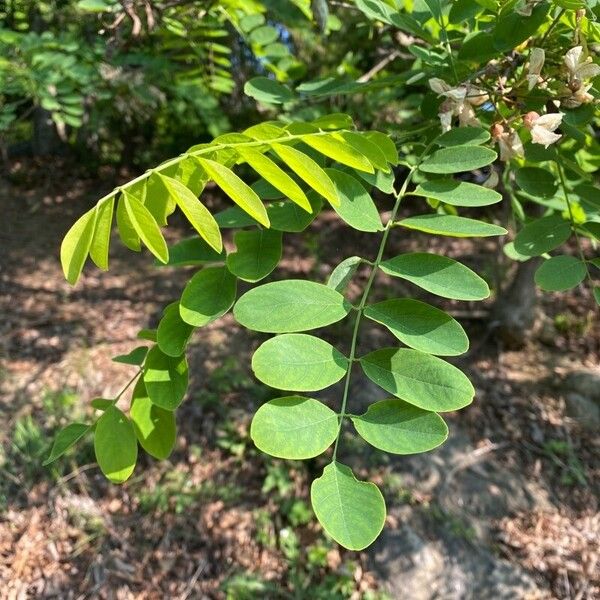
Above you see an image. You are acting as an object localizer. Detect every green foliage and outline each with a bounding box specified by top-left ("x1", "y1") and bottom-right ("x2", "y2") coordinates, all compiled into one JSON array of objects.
[{"x1": 49, "y1": 0, "x2": 600, "y2": 554}]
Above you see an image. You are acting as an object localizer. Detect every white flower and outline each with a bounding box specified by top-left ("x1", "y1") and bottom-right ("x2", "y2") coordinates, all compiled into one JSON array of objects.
[
  {"x1": 525, "y1": 112, "x2": 563, "y2": 148},
  {"x1": 429, "y1": 78, "x2": 487, "y2": 132},
  {"x1": 562, "y1": 82, "x2": 595, "y2": 108},
  {"x1": 483, "y1": 169, "x2": 499, "y2": 189},
  {"x1": 527, "y1": 48, "x2": 545, "y2": 91},
  {"x1": 564, "y1": 46, "x2": 600, "y2": 84},
  {"x1": 492, "y1": 125, "x2": 524, "y2": 162}
]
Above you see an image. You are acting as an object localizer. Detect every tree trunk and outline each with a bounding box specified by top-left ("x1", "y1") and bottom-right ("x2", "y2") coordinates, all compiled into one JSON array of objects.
[{"x1": 490, "y1": 257, "x2": 542, "y2": 349}]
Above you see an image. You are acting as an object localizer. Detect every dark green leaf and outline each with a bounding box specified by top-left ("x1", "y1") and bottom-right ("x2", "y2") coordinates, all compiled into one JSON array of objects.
[
  {"x1": 44, "y1": 423, "x2": 90, "y2": 465},
  {"x1": 515, "y1": 167, "x2": 557, "y2": 198},
  {"x1": 244, "y1": 77, "x2": 295, "y2": 104},
  {"x1": 397, "y1": 214, "x2": 507, "y2": 237},
  {"x1": 534, "y1": 255, "x2": 587, "y2": 291},
  {"x1": 412, "y1": 179, "x2": 501, "y2": 207},
  {"x1": 157, "y1": 302, "x2": 195, "y2": 357},
  {"x1": 513, "y1": 215, "x2": 571, "y2": 256},
  {"x1": 226, "y1": 229, "x2": 282, "y2": 282},
  {"x1": 420, "y1": 146, "x2": 497, "y2": 174},
  {"x1": 112, "y1": 346, "x2": 148, "y2": 365},
  {"x1": 327, "y1": 256, "x2": 362, "y2": 293}
]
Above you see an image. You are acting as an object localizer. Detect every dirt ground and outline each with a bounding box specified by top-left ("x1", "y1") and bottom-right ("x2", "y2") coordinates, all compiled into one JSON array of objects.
[{"x1": 0, "y1": 159, "x2": 598, "y2": 599}]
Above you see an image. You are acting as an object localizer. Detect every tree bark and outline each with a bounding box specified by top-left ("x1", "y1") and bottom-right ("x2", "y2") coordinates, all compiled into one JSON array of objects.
[{"x1": 490, "y1": 257, "x2": 542, "y2": 349}]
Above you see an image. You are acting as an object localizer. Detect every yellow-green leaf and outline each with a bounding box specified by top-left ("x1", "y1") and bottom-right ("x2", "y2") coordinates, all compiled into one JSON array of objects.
[
  {"x1": 197, "y1": 157, "x2": 270, "y2": 227},
  {"x1": 302, "y1": 132, "x2": 374, "y2": 173},
  {"x1": 90, "y1": 197, "x2": 114, "y2": 271},
  {"x1": 122, "y1": 191, "x2": 169, "y2": 264},
  {"x1": 60, "y1": 207, "x2": 97, "y2": 284},
  {"x1": 271, "y1": 143, "x2": 340, "y2": 206},
  {"x1": 236, "y1": 147, "x2": 312, "y2": 212},
  {"x1": 158, "y1": 174, "x2": 222, "y2": 253}
]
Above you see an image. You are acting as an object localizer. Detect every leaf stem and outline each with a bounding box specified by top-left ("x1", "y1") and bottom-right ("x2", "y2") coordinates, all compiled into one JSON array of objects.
[
  {"x1": 95, "y1": 129, "x2": 347, "y2": 206},
  {"x1": 331, "y1": 145, "x2": 433, "y2": 461}
]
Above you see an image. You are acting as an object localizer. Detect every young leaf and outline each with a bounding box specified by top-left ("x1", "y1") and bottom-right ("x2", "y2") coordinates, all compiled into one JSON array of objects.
[
  {"x1": 365, "y1": 131, "x2": 399, "y2": 165},
  {"x1": 352, "y1": 399, "x2": 448, "y2": 454},
  {"x1": 420, "y1": 146, "x2": 497, "y2": 174},
  {"x1": 94, "y1": 406, "x2": 138, "y2": 483},
  {"x1": 252, "y1": 334, "x2": 349, "y2": 391},
  {"x1": 325, "y1": 168, "x2": 384, "y2": 232},
  {"x1": 311, "y1": 462, "x2": 386, "y2": 551},
  {"x1": 360, "y1": 348, "x2": 474, "y2": 412},
  {"x1": 412, "y1": 179, "x2": 502, "y2": 207},
  {"x1": 379, "y1": 253, "x2": 489, "y2": 300},
  {"x1": 397, "y1": 214, "x2": 507, "y2": 237},
  {"x1": 60, "y1": 207, "x2": 97, "y2": 284},
  {"x1": 513, "y1": 215, "x2": 571, "y2": 256},
  {"x1": 157, "y1": 302, "x2": 195, "y2": 357},
  {"x1": 112, "y1": 346, "x2": 148, "y2": 365},
  {"x1": 196, "y1": 157, "x2": 270, "y2": 227},
  {"x1": 158, "y1": 174, "x2": 223, "y2": 253},
  {"x1": 90, "y1": 198, "x2": 114, "y2": 271},
  {"x1": 302, "y1": 133, "x2": 374, "y2": 173},
  {"x1": 236, "y1": 147, "x2": 312, "y2": 212},
  {"x1": 534, "y1": 256, "x2": 587, "y2": 292},
  {"x1": 179, "y1": 267, "x2": 237, "y2": 326},
  {"x1": 130, "y1": 379, "x2": 176, "y2": 460},
  {"x1": 250, "y1": 396, "x2": 338, "y2": 459},
  {"x1": 271, "y1": 143, "x2": 340, "y2": 206},
  {"x1": 143, "y1": 346, "x2": 188, "y2": 411},
  {"x1": 226, "y1": 229, "x2": 282, "y2": 282},
  {"x1": 340, "y1": 131, "x2": 390, "y2": 172},
  {"x1": 327, "y1": 256, "x2": 362, "y2": 293},
  {"x1": 91, "y1": 398, "x2": 113, "y2": 411},
  {"x1": 234, "y1": 280, "x2": 351, "y2": 333},
  {"x1": 116, "y1": 194, "x2": 141, "y2": 252},
  {"x1": 364, "y1": 298, "x2": 469, "y2": 356},
  {"x1": 44, "y1": 423, "x2": 90, "y2": 465},
  {"x1": 122, "y1": 191, "x2": 169, "y2": 263},
  {"x1": 157, "y1": 236, "x2": 226, "y2": 267}
]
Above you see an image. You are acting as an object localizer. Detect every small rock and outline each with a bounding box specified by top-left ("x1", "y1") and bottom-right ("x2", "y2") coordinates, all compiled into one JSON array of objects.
[
  {"x1": 563, "y1": 371, "x2": 600, "y2": 403},
  {"x1": 565, "y1": 392, "x2": 600, "y2": 430}
]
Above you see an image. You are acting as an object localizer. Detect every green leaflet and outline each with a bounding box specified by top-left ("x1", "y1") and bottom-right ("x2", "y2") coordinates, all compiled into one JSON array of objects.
[
  {"x1": 237, "y1": 147, "x2": 311, "y2": 212},
  {"x1": 364, "y1": 298, "x2": 469, "y2": 356},
  {"x1": 226, "y1": 229, "x2": 282, "y2": 282},
  {"x1": 325, "y1": 168, "x2": 384, "y2": 232},
  {"x1": 94, "y1": 406, "x2": 138, "y2": 483},
  {"x1": 250, "y1": 396, "x2": 338, "y2": 459},
  {"x1": 158, "y1": 174, "x2": 223, "y2": 253},
  {"x1": 271, "y1": 143, "x2": 340, "y2": 206},
  {"x1": 534, "y1": 256, "x2": 587, "y2": 292},
  {"x1": 116, "y1": 194, "x2": 141, "y2": 252},
  {"x1": 157, "y1": 236, "x2": 226, "y2": 267},
  {"x1": 157, "y1": 302, "x2": 195, "y2": 357},
  {"x1": 130, "y1": 379, "x2": 177, "y2": 460},
  {"x1": 234, "y1": 280, "x2": 351, "y2": 333},
  {"x1": 311, "y1": 462, "x2": 386, "y2": 551},
  {"x1": 44, "y1": 423, "x2": 90, "y2": 465},
  {"x1": 360, "y1": 348, "x2": 474, "y2": 412},
  {"x1": 397, "y1": 214, "x2": 507, "y2": 237},
  {"x1": 515, "y1": 167, "x2": 557, "y2": 199},
  {"x1": 379, "y1": 253, "x2": 489, "y2": 301},
  {"x1": 143, "y1": 346, "x2": 188, "y2": 411},
  {"x1": 197, "y1": 157, "x2": 270, "y2": 227},
  {"x1": 365, "y1": 131, "x2": 399, "y2": 165},
  {"x1": 420, "y1": 146, "x2": 497, "y2": 174},
  {"x1": 60, "y1": 206, "x2": 97, "y2": 284},
  {"x1": 352, "y1": 399, "x2": 448, "y2": 455},
  {"x1": 180, "y1": 267, "x2": 237, "y2": 327},
  {"x1": 216, "y1": 195, "x2": 322, "y2": 232},
  {"x1": 436, "y1": 127, "x2": 490, "y2": 147},
  {"x1": 252, "y1": 334, "x2": 349, "y2": 392},
  {"x1": 327, "y1": 256, "x2": 362, "y2": 293},
  {"x1": 122, "y1": 191, "x2": 169, "y2": 263},
  {"x1": 90, "y1": 198, "x2": 114, "y2": 271},
  {"x1": 340, "y1": 131, "x2": 390, "y2": 172},
  {"x1": 112, "y1": 346, "x2": 148, "y2": 365},
  {"x1": 513, "y1": 215, "x2": 571, "y2": 257},
  {"x1": 244, "y1": 76, "x2": 295, "y2": 104},
  {"x1": 412, "y1": 179, "x2": 502, "y2": 207},
  {"x1": 302, "y1": 132, "x2": 374, "y2": 173}
]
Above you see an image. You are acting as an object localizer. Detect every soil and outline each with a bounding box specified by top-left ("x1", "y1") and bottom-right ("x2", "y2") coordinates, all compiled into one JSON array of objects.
[{"x1": 0, "y1": 159, "x2": 598, "y2": 599}]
